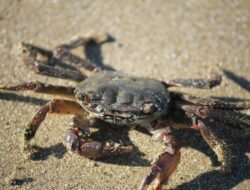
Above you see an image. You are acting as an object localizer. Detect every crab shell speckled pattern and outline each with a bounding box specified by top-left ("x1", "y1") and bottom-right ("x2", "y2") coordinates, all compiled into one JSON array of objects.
[{"x1": 74, "y1": 71, "x2": 171, "y2": 125}]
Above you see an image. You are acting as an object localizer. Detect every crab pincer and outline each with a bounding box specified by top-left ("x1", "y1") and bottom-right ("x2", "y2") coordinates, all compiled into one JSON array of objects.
[
  {"x1": 140, "y1": 132, "x2": 181, "y2": 190},
  {"x1": 65, "y1": 122, "x2": 133, "y2": 158}
]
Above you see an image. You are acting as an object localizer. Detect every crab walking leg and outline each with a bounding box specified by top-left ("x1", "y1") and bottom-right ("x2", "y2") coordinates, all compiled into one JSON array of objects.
[
  {"x1": 176, "y1": 103, "x2": 250, "y2": 129},
  {"x1": 191, "y1": 118, "x2": 232, "y2": 173},
  {"x1": 53, "y1": 35, "x2": 109, "y2": 72},
  {"x1": 163, "y1": 72, "x2": 222, "y2": 89},
  {"x1": 175, "y1": 94, "x2": 250, "y2": 110},
  {"x1": 140, "y1": 128, "x2": 181, "y2": 190},
  {"x1": 23, "y1": 99, "x2": 86, "y2": 154},
  {"x1": 24, "y1": 57, "x2": 86, "y2": 82},
  {"x1": 53, "y1": 47, "x2": 99, "y2": 72},
  {"x1": 175, "y1": 104, "x2": 233, "y2": 173},
  {"x1": 21, "y1": 43, "x2": 86, "y2": 82},
  {"x1": 0, "y1": 81, "x2": 75, "y2": 99},
  {"x1": 64, "y1": 115, "x2": 133, "y2": 158}
]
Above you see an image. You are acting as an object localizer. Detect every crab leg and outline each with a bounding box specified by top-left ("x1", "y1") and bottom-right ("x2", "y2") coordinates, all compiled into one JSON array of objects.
[
  {"x1": 191, "y1": 117, "x2": 232, "y2": 173},
  {"x1": 65, "y1": 115, "x2": 133, "y2": 158},
  {"x1": 0, "y1": 81, "x2": 75, "y2": 99},
  {"x1": 53, "y1": 49, "x2": 98, "y2": 72},
  {"x1": 176, "y1": 103, "x2": 250, "y2": 129},
  {"x1": 23, "y1": 99, "x2": 86, "y2": 156},
  {"x1": 140, "y1": 126, "x2": 181, "y2": 190},
  {"x1": 175, "y1": 104, "x2": 234, "y2": 173},
  {"x1": 21, "y1": 34, "x2": 112, "y2": 81},
  {"x1": 163, "y1": 70, "x2": 222, "y2": 89},
  {"x1": 53, "y1": 34, "x2": 110, "y2": 72},
  {"x1": 163, "y1": 77, "x2": 221, "y2": 89},
  {"x1": 22, "y1": 43, "x2": 86, "y2": 82},
  {"x1": 175, "y1": 93, "x2": 250, "y2": 110}
]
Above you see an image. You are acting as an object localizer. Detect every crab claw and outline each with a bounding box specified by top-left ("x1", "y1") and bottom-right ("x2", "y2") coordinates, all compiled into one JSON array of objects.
[
  {"x1": 65, "y1": 127, "x2": 133, "y2": 158},
  {"x1": 139, "y1": 150, "x2": 181, "y2": 190},
  {"x1": 73, "y1": 140, "x2": 133, "y2": 158}
]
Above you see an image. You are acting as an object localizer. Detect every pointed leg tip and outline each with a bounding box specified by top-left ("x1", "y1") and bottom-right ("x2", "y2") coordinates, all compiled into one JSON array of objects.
[
  {"x1": 23, "y1": 127, "x2": 36, "y2": 141},
  {"x1": 21, "y1": 140, "x2": 34, "y2": 159}
]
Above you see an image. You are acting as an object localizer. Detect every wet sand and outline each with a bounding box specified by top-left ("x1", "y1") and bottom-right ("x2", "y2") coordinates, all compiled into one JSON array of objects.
[{"x1": 0, "y1": 1, "x2": 249, "y2": 190}]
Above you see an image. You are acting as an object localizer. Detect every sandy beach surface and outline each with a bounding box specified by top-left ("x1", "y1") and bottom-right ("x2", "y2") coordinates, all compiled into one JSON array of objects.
[{"x1": 0, "y1": 1, "x2": 249, "y2": 190}]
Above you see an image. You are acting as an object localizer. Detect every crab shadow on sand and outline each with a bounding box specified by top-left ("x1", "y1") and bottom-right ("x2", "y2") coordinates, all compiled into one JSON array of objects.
[
  {"x1": 0, "y1": 34, "x2": 249, "y2": 188},
  {"x1": 84, "y1": 33, "x2": 116, "y2": 71},
  {"x1": 173, "y1": 123, "x2": 250, "y2": 190},
  {"x1": 0, "y1": 91, "x2": 47, "y2": 106},
  {"x1": 29, "y1": 143, "x2": 67, "y2": 161},
  {"x1": 223, "y1": 69, "x2": 250, "y2": 92}
]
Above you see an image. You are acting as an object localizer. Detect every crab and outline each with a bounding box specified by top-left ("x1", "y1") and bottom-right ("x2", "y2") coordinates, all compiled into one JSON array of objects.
[{"x1": 1, "y1": 34, "x2": 249, "y2": 190}]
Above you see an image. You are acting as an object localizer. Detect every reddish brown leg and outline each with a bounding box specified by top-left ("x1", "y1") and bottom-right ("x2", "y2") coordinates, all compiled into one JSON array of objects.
[
  {"x1": 23, "y1": 99, "x2": 86, "y2": 157},
  {"x1": 175, "y1": 103, "x2": 250, "y2": 129},
  {"x1": 140, "y1": 151, "x2": 180, "y2": 190},
  {"x1": 175, "y1": 104, "x2": 233, "y2": 173},
  {"x1": 0, "y1": 81, "x2": 75, "y2": 99},
  {"x1": 140, "y1": 126, "x2": 181, "y2": 190},
  {"x1": 64, "y1": 115, "x2": 133, "y2": 158},
  {"x1": 22, "y1": 43, "x2": 86, "y2": 82},
  {"x1": 53, "y1": 35, "x2": 109, "y2": 72},
  {"x1": 191, "y1": 117, "x2": 232, "y2": 173}
]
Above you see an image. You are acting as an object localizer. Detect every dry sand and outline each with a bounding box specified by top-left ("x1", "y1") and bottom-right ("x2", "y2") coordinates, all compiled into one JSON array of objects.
[{"x1": 0, "y1": 1, "x2": 249, "y2": 190}]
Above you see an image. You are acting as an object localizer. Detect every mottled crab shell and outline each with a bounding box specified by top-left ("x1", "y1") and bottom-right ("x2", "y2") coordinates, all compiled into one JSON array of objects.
[{"x1": 75, "y1": 71, "x2": 171, "y2": 125}]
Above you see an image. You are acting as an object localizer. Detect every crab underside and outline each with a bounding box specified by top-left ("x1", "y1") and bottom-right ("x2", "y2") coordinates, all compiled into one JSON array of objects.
[{"x1": 1, "y1": 35, "x2": 249, "y2": 190}]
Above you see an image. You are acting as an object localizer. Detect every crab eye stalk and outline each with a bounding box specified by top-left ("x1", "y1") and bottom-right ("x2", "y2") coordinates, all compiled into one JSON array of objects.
[{"x1": 142, "y1": 102, "x2": 157, "y2": 114}]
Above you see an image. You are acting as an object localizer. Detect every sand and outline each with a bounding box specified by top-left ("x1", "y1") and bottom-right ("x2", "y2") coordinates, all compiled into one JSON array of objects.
[{"x1": 0, "y1": 1, "x2": 249, "y2": 190}]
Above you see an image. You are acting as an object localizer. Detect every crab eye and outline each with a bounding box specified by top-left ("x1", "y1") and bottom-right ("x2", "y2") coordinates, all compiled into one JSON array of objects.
[
  {"x1": 142, "y1": 102, "x2": 157, "y2": 114},
  {"x1": 77, "y1": 91, "x2": 101, "y2": 103},
  {"x1": 76, "y1": 94, "x2": 86, "y2": 102}
]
